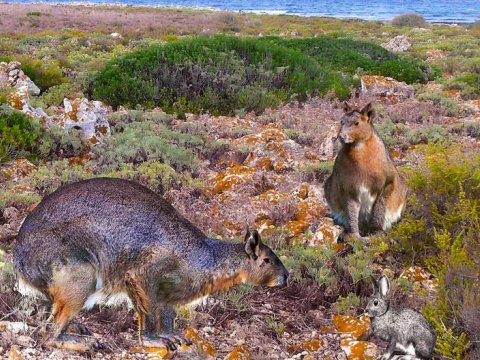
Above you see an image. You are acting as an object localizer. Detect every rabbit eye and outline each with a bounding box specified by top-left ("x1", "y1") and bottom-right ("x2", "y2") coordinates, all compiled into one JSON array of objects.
[
  {"x1": 355, "y1": 121, "x2": 359, "y2": 126},
  {"x1": 263, "y1": 258, "x2": 270, "y2": 264},
  {"x1": 373, "y1": 300, "x2": 379, "y2": 306}
]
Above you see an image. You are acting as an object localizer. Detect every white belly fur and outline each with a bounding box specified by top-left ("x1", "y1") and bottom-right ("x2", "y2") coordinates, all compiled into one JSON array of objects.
[
  {"x1": 16, "y1": 276, "x2": 48, "y2": 300},
  {"x1": 84, "y1": 275, "x2": 133, "y2": 310},
  {"x1": 383, "y1": 203, "x2": 404, "y2": 230},
  {"x1": 358, "y1": 185, "x2": 376, "y2": 219}
]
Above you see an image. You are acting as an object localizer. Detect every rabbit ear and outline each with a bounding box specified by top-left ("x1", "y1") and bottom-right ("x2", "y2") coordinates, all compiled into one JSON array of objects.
[
  {"x1": 379, "y1": 275, "x2": 390, "y2": 297},
  {"x1": 371, "y1": 275, "x2": 379, "y2": 293}
]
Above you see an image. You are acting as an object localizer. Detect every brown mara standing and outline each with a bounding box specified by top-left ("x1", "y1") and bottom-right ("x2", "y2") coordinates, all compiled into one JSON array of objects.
[
  {"x1": 13, "y1": 178, "x2": 289, "y2": 351},
  {"x1": 324, "y1": 102, "x2": 408, "y2": 237}
]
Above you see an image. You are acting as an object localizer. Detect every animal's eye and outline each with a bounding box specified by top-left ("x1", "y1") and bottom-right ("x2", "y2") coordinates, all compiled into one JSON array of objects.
[
  {"x1": 355, "y1": 121, "x2": 359, "y2": 126},
  {"x1": 263, "y1": 258, "x2": 270, "y2": 264},
  {"x1": 373, "y1": 300, "x2": 379, "y2": 306}
]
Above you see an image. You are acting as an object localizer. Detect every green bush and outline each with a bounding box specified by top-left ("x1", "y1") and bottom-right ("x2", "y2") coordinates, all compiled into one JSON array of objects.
[
  {"x1": 19, "y1": 58, "x2": 65, "y2": 92},
  {"x1": 261, "y1": 37, "x2": 433, "y2": 84},
  {"x1": 29, "y1": 82, "x2": 77, "y2": 109},
  {"x1": 391, "y1": 13, "x2": 427, "y2": 28},
  {"x1": 93, "y1": 35, "x2": 357, "y2": 115},
  {"x1": 0, "y1": 105, "x2": 43, "y2": 163},
  {"x1": 94, "y1": 121, "x2": 201, "y2": 173},
  {"x1": 449, "y1": 74, "x2": 480, "y2": 100},
  {"x1": 390, "y1": 145, "x2": 480, "y2": 359}
]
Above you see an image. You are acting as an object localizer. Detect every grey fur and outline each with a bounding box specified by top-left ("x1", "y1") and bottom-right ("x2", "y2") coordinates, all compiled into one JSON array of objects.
[
  {"x1": 365, "y1": 276, "x2": 436, "y2": 360},
  {"x1": 14, "y1": 178, "x2": 288, "y2": 350}
]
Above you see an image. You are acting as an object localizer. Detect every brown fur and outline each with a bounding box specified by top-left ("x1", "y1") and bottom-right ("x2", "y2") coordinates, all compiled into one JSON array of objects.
[
  {"x1": 14, "y1": 179, "x2": 289, "y2": 352},
  {"x1": 324, "y1": 102, "x2": 408, "y2": 237}
]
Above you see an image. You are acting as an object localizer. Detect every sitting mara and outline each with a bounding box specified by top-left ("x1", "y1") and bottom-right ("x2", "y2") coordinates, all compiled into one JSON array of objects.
[{"x1": 324, "y1": 102, "x2": 408, "y2": 237}]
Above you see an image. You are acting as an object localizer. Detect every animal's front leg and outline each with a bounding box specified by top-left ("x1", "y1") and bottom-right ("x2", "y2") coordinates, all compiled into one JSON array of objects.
[
  {"x1": 141, "y1": 304, "x2": 191, "y2": 350},
  {"x1": 378, "y1": 338, "x2": 397, "y2": 360},
  {"x1": 346, "y1": 199, "x2": 361, "y2": 237}
]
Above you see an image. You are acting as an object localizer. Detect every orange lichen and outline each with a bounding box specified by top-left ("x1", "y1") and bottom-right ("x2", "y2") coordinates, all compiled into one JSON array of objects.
[
  {"x1": 89, "y1": 136, "x2": 98, "y2": 145},
  {"x1": 210, "y1": 165, "x2": 255, "y2": 194},
  {"x1": 301, "y1": 339, "x2": 322, "y2": 352},
  {"x1": 184, "y1": 327, "x2": 217, "y2": 357},
  {"x1": 304, "y1": 151, "x2": 321, "y2": 160},
  {"x1": 7, "y1": 92, "x2": 26, "y2": 110},
  {"x1": 253, "y1": 189, "x2": 288, "y2": 206},
  {"x1": 273, "y1": 160, "x2": 290, "y2": 174},
  {"x1": 339, "y1": 339, "x2": 377, "y2": 360},
  {"x1": 332, "y1": 315, "x2": 370, "y2": 340},
  {"x1": 400, "y1": 266, "x2": 430, "y2": 282},
  {"x1": 96, "y1": 124, "x2": 109, "y2": 135},
  {"x1": 294, "y1": 183, "x2": 310, "y2": 200},
  {"x1": 285, "y1": 220, "x2": 309, "y2": 237},
  {"x1": 225, "y1": 344, "x2": 251, "y2": 360},
  {"x1": 67, "y1": 154, "x2": 91, "y2": 167},
  {"x1": 296, "y1": 200, "x2": 327, "y2": 223},
  {"x1": 130, "y1": 346, "x2": 170, "y2": 358}
]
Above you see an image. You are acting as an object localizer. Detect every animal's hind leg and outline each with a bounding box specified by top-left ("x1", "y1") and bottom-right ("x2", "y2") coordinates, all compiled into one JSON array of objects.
[{"x1": 47, "y1": 263, "x2": 100, "y2": 351}]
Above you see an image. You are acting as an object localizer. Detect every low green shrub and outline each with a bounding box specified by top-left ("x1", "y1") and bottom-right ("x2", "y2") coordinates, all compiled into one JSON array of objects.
[
  {"x1": 29, "y1": 82, "x2": 78, "y2": 109},
  {"x1": 93, "y1": 35, "x2": 357, "y2": 115},
  {"x1": 406, "y1": 125, "x2": 450, "y2": 145},
  {"x1": 391, "y1": 13, "x2": 427, "y2": 28},
  {"x1": 94, "y1": 121, "x2": 201, "y2": 173},
  {"x1": 0, "y1": 105, "x2": 43, "y2": 163},
  {"x1": 417, "y1": 91, "x2": 460, "y2": 116},
  {"x1": 19, "y1": 57, "x2": 65, "y2": 92},
  {"x1": 261, "y1": 37, "x2": 433, "y2": 84},
  {"x1": 390, "y1": 144, "x2": 480, "y2": 359},
  {"x1": 448, "y1": 73, "x2": 480, "y2": 100}
]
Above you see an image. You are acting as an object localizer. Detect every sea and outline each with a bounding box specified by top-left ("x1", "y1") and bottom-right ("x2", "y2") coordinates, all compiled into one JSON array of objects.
[{"x1": 4, "y1": 0, "x2": 480, "y2": 23}]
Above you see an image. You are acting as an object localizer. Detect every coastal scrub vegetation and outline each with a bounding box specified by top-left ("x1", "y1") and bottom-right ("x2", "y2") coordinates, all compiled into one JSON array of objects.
[
  {"x1": 0, "y1": 105, "x2": 42, "y2": 163},
  {"x1": 93, "y1": 35, "x2": 431, "y2": 115},
  {"x1": 391, "y1": 13, "x2": 427, "y2": 28},
  {"x1": 0, "y1": 6, "x2": 480, "y2": 359}
]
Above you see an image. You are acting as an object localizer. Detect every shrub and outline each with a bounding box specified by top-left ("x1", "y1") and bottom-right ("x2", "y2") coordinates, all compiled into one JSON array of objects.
[
  {"x1": 406, "y1": 125, "x2": 450, "y2": 145},
  {"x1": 94, "y1": 121, "x2": 201, "y2": 173},
  {"x1": 29, "y1": 83, "x2": 78, "y2": 109},
  {"x1": 417, "y1": 91, "x2": 460, "y2": 116},
  {"x1": 19, "y1": 57, "x2": 65, "y2": 92},
  {"x1": 299, "y1": 161, "x2": 334, "y2": 183},
  {"x1": 261, "y1": 36, "x2": 433, "y2": 84},
  {"x1": 448, "y1": 74, "x2": 480, "y2": 100},
  {"x1": 391, "y1": 13, "x2": 427, "y2": 28},
  {"x1": 93, "y1": 35, "x2": 355, "y2": 115},
  {"x1": 389, "y1": 145, "x2": 480, "y2": 359},
  {"x1": 0, "y1": 105, "x2": 43, "y2": 163}
]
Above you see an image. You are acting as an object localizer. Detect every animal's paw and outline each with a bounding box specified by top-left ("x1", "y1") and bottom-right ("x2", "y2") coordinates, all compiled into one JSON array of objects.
[
  {"x1": 142, "y1": 333, "x2": 192, "y2": 351},
  {"x1": 376, "y1": 354, "x2": 392, "y2": 360},
  {"x1": 51, "y1": 334, "x2": 102, "y2": 352}
]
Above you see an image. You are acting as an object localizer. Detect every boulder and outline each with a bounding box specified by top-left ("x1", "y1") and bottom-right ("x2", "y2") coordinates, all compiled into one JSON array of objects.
[
  {"x1": 381, "y1": 35, "x2": 411, "y2": 52},
  {"x1": 361, "y1": 75, "x2": 414, "y2": 104},
  {"x1": 56, "y1": 98, "x2": 111, "y2": 145},
  {"x1": 0, "y1": 61, "x2": 40, "y2": 96}
]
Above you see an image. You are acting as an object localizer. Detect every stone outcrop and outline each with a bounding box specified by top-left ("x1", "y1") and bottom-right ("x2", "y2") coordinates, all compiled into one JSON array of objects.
[
  {"x1": 1, "y1": 61, "x2": 111, "y2": 146},
  {"x1": 0, "y1": 61, "x2": 40, "y2": 96},
  {"x1": 361, "y1": 75, "x2": 414, "y2": 104},
  {"x1": 381, "y1": 35, "x2": 411, "y2": 52},
  {"x1": 51, "y1": 98, "x2": 111, "y2": 145}
]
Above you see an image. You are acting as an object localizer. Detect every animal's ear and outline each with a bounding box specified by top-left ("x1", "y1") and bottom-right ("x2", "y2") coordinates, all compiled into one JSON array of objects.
[
  {"x1": 360, "y1": 102, "x2": 376, "y2": 123},
  {"x1": 371, "y1": 275, "x2": 379, "y2": 293},
  {"x1": 342, "y1": 102, "x2": 352, "y2": 113},
  {"x1": 378, "y1": 275, "x2": 390, "y2": 297},
  {"x1": 244, "y1": 229, "x2": 261, "y2": 259}
]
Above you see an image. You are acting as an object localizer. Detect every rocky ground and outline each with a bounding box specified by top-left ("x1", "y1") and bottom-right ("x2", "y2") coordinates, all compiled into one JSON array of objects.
[{"x1": 0, "y1": 5, "x2": 479, "y2": 360}]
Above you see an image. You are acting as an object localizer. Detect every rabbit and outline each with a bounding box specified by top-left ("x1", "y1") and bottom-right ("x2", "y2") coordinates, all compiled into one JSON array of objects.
[{"x1": 364, "y1": 275, "x2": 436, "y2": 360}]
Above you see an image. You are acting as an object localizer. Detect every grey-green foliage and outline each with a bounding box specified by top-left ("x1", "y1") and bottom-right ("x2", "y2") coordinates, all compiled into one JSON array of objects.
[{"x1": 94, "y1": 121, "x2": 202, "y2": 173}]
